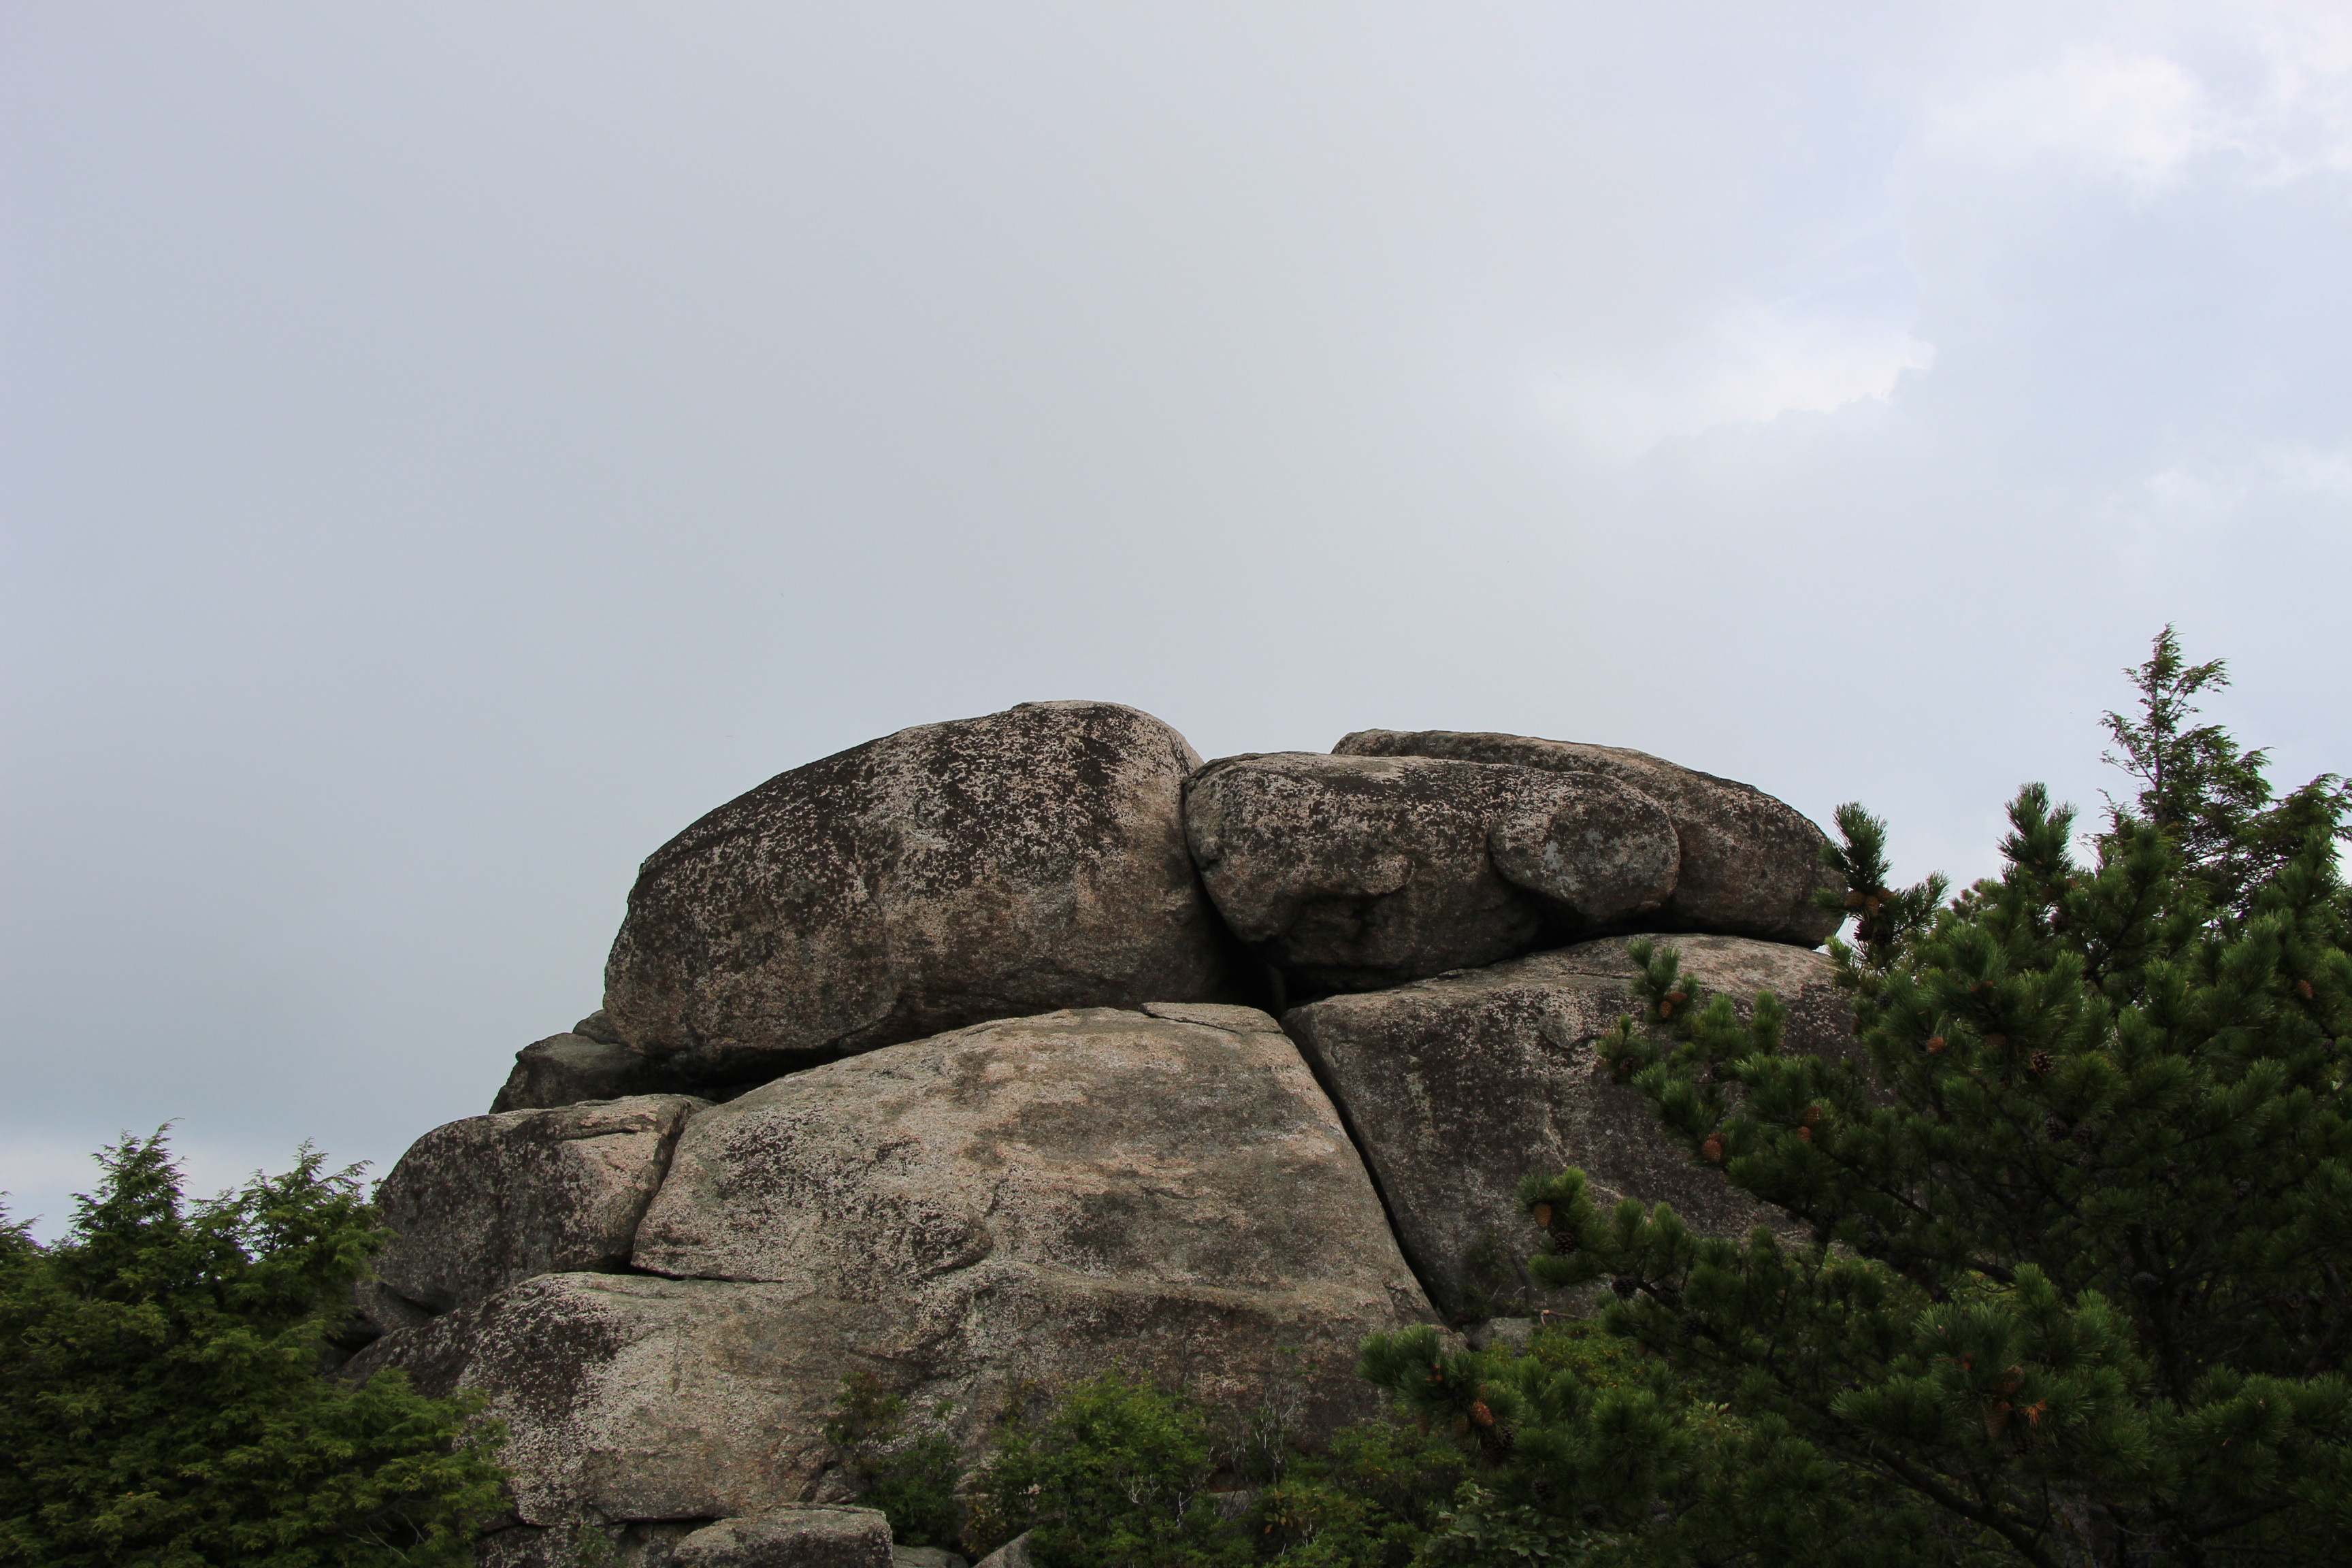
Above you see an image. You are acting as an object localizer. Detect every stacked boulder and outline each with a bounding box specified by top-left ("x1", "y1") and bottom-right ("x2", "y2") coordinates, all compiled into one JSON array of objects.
[{"x1": 349, "y1": 700, "x2": 1848, "y2": 1564}]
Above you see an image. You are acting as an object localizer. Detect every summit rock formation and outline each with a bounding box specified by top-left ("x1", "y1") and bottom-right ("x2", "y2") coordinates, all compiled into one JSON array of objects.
[{"x1": 344, "y1": 701, "x2": 1852, "y2": 1565}]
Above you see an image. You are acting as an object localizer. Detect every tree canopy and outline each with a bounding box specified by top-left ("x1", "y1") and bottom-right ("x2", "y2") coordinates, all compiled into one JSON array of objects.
[
  {"x1": 0, "y1": 1134, "x2": 504, "y2": 1568},
  {"x1": 1362, "y1": 629, "x2": 2352, "y2": 1566}
]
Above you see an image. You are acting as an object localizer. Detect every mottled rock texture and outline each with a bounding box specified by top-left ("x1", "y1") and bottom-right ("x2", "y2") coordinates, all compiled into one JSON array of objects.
[
  {"x1": 1333, "y1": 730, "x2": 1839, "y2": 947},
  {"x1": 673, "y1": 1506, "x2": 894, "y2": 1568},
  {"x1": 1183, "y1": 752, "x2": 1680, "y2": 996},
  {"x1": 478, "y1": 1521, "x2": 705, "y2": 1568},
  {"x1": 492, "y1": 1032, "x2": 696, "y2": 1113},
  {"x1": 973, "y1": 1537, "x2": 1033, "y2": 1568},
  {"x1": 604, "y1": 702, "x2": 1250, "y2": 1088},
  {"x1": 372, "y1": 1095, "x2": 704, "y2": 1317},
  {"x1": 355, "y1": 1007, "x2": 1432, "y2": 1525},
  {"x1": 1284, "y1": 934, "x2": 1853, "y2": 1320}
]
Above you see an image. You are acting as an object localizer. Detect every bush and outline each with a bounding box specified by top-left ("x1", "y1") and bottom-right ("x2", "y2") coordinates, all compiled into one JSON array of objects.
[
  {"x1": 822, "y1": 1372, "x2": 965, "y2": 1548},
  {"x1": 0, "y1": 1131, "x2": 506, "y2": 1567},
  {"x1": 964, "y1": 1371, "x2": 1250, "y2": 1567},
  {"x1": 1371, "y1": 630, "x2": 2352, "y2": 1565}
]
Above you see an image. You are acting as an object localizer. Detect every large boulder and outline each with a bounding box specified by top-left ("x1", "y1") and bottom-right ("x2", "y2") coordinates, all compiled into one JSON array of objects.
[
  {"x1": 370, "y1": 1095, "x2": 704, "y2": 1318},
  {"x1": 1183, "y1": 752, "x2": 1680, "y2": 996},
  {"x1": 672, "y1": 1506, "x2": 894, "y2": 1567},
  {"x1": 351, "y1": 1005, "x2": 1433, "y2": 1525},
  {"x1": 1334, "y1": 730, "x2": 1839, "y2": 947},
  {"x1": 1284, "y1": 935, "x2": 1854, "y2": 1321},
  {"x1": 604, "y1": 702, "x2": 1251, "y2": 1088},
  {"x1": 491, "y1": 1031, "x2": 697, "y2": 1112}
]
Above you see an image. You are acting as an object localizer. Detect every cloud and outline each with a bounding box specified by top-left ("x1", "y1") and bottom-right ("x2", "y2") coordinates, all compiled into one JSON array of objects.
[
  {"x1": 1927, "y1": 46, "x2": 2215, "y2": 185},
  {"x1": 1921, "y1": 5, "x2": 2352, "y2": 187},
  {"x1": 1537, "y1": 304, "x2": 1935, "y2": 457}
]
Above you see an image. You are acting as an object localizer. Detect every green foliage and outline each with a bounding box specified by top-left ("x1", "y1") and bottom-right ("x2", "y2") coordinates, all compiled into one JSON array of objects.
[
  {"x1": 2100, "y1": 624, "x2": 2348, "y2": 913},
  {"x1": 966, "y1": 1371, "x2": 1247, "y2": 1567},
  {"x1": 1356, "y1": 1317, "x2": 1959, "y2": 1567},
  {"x1": 822, "y1": 1372, "x2": 964, "y2": 1548},
  {"x1": 1249, "y1": 1418, "x2": 1469, "y2": 1567},
  {"x1": 1494, "y1": 631, "x2": 2352, "y2": 1565},
  {"x1": 0, "y1": 1131, "x2": 506, "y2": 1568}
]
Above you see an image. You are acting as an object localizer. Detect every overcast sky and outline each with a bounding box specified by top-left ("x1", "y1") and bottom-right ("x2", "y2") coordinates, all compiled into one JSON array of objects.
[{"x1": 6, "y1": 2, "x2": 2349, "y2": 1237}]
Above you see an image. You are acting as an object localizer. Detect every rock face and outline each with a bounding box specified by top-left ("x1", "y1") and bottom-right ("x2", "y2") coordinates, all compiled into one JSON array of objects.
[
  {"x1": 354, "y1": 1006, "x2": 1433, "y2": 1526},
  {"x1": 492, "y1": 1032, "x2": 696, "y2": 1113},
  {"x1": 604, "y1": 702, "x2": 1250, "y2": 1088},
  {"x1": 1184, "y1": 752, "x2": 1681, "y2": 996},
  {"x1": 371, "y1": 1095, "x2": 704, "y2": 1317},
  {"x1": 1284, "y1": 935, "x2": 1854, "y2": 1320},
  {"x1": 672, "y1": 1506, "x2": 894, "y2": 1568},
  {"x1": 1333, "y1": 730, "x2": 1839, "y2": 947}
]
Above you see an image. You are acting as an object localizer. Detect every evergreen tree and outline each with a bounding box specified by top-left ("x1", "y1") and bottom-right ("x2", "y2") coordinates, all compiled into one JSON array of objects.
[
  {"x1": 1362, "y1": 632, "x2": 2352, "y2": 1566},
  {"x1": 0, "y1": 1132, "x2": 506, "y2": 1567}
]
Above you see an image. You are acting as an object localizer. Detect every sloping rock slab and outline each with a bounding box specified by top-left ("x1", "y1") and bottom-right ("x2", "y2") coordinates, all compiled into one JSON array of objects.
[
  {"x1": 1334, "y1": 730, "x2": 1838, "y2": 947},
  {"x1": 604, "y1": 702, "x2": 1250, "y2": 1086},
  {"x1": 492, "y1": 1032, "x2": 698, "y2": 1112},
  {"x1": 674, "y1": 1506, "x2": 894, "y2": 1567},
  {"x1": 1184, "y1": 752, "x2": 1679, "y2": 996},
  {"x1": 1284, "y1": 935, "x2": 1853, "y2": 1320},
  {"x1": 355, "y1": 1007, "x2": 1433, "y2": 1524},
  {"x1": 372, "y1": 1095, "x2": 704, "y2": 1315}
]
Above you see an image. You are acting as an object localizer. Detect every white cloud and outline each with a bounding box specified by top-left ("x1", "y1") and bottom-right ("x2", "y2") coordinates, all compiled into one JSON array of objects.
[
  {"x1": 1537, "y1": 304, "x2": 1935, "y2": 457},
  {"x1": 1919, "y1": 5, "x2": 2352, "y2": 187},
  {"x1": 1927, "y1": 46, "x2": 2215, "y2": 185}
]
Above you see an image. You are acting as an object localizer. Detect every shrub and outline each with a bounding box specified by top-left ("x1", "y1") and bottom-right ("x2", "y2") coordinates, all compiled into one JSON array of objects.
[
  {"x1": 0, "y1": 1131, "x2": 506, "y2": 1567},
  {"x1": 822, "y1": 1372, "x2": 965, "y2": 1548},
  {"x1": 1370, "y1": 629, "x2": 2352, "y2": 1565}
]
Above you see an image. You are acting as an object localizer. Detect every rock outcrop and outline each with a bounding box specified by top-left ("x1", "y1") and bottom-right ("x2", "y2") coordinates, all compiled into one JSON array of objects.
[
  {"x1": 353, "y1": 1005, "x2": 1434, "y2": 1526},
  {"x1": 1184, "y1": 752, "x2": 1680, "y2": 996},
  {"x1": 1334, "y1": 730, "x2": 1839, "y2": 947},
  {"x1": 491, "y1": 1032, "x2": 696, "y2": 1113},
  {"x1": 370, "y1": 1095, "x2": 703, "y2": 1320},
  {"x1": 348, "y1": 700, "x2": 1863, "y2": 1560},
  {"x1": 672, "y1": 1506, "x2": 895, "y2": 1567},
  {"x1": 1284, "y1": 934, "x2": 1853, "y2": 1320},
  {"x1": 603, "y1": 702, "x2": 1250, "y2": 1089}
]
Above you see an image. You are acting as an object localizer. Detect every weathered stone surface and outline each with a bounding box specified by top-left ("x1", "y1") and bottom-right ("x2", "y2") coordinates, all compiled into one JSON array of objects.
[
  {"x1": 972, "y1": 1537, "x2": 1032, "y2": 1568},
  {"x1": 478, "y1": 1521, "x2": 705, "y2": 1568},
  {"x1": 1334, "y1": 730, "x2": 1839, "y2": 947},
  {"x1": 632, "y1": 1004, "x2": 1431, "y2": 1433},
  {"x1": 604, "y1": 702, "x2": 1250, "y2": 1088},
  {"x1": 894, "y1": 1549, "x2": 968, "y2": 1568},
  {"x1": 354, "y1": 1007, "x2": 1432, "y2": 1524},
  {"x1": 672, "y1": 1507, "x2": 893, "y2": 1568},
  {"x1": 1284, "y1": 934, "x2": 1854, "y2": 1320},
  {"x1": 492, "y1": 1032, "x2": 696, "y2": 1113},
  {"x1": 1184, "y1": 752, "x2": 1680, "y2": 996},
  {"x1": 373, "y1": 1095, "x2": 704, "y2": 1314}
]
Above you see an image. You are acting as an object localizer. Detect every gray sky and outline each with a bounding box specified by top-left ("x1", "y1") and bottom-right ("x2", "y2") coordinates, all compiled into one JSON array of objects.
[{"x1": 7, "y1": 2, "x2": 2349, "y2": 1237}]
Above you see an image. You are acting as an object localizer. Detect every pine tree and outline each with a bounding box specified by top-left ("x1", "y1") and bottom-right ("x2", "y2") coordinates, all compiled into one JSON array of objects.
[
  {"x1": 1362, "y1": 632, "x2": 2352, "y2": 1566},
  {"x1": 0, "y1": 1132, "x2": 506, "y2": 1567}
]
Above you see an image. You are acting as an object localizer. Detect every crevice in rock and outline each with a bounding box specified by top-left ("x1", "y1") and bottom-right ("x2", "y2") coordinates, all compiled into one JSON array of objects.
[{"x1": 1272, "y1": 1008, "x2": 1452, "y2": 1324}]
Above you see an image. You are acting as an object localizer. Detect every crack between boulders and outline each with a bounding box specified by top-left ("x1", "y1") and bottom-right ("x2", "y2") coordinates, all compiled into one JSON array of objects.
[{"x1": 1273, "y1": 1010, "x2": 1454, "y2": 1323}]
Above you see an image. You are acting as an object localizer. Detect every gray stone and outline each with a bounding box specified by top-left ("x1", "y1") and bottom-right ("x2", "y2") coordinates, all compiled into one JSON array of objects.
[
  {"x1": 374, "y1": 1095, "x2": 704, "y2": 1314},
  {"x1": 672, "y1": 1507, "x2": 893, "y2": 1568},
  {"x1": 604, "y1": 702, "x2": 1251, "y2": 1088},
  {"x1": 478, "y1": 1521, "x2": 705, "y2": 1568},
  {"x1": 972, "y1": 1537, "x2": 1032, "y2": 1568},
  {"x1": 1333, "y1": 730, "x2": 1839, "y2": 947},
  {"x1": 493, "y1": 1032, "x2": 695, "y2": 1112},
  {"x1": 1284, "y1": 934, "x2": 1854, "y2": 1321},
  {"x1": 1183, "y1": 752, "x2": 1680, "y2": 996},
  {"x1": 893, "y1": 1550, "x2": 968, "y2": 1568},
  {"x1": 575, "y1": 1009, "x2": 626, "y2": 1044},
  {"x1": 355, "y1": 1007, "x2": 1432, "y2": 1524},
  {"x1": 350, "y1": 1276, "x2": 434, "y2": 1341}
]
